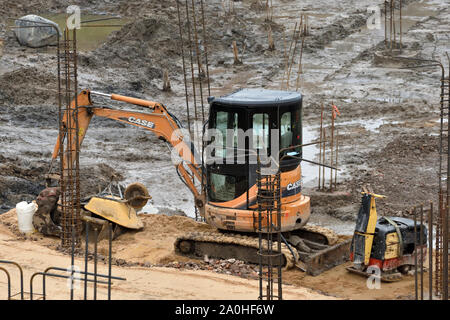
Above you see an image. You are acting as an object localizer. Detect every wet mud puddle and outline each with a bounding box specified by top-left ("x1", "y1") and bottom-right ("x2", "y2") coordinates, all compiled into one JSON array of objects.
[{"x1": 41, "y1": 14, "x2": 128, "y2": 52}]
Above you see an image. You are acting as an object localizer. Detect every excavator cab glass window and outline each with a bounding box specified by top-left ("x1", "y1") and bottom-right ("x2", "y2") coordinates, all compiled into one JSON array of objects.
[
  {"x1": 208, "y1": 172, "x2": 247, "y2": 202},
  {"x1": 252, "y1": 113, "x2": 269, "y2": 152},
  {"x1": 211, "y1": 110, "x2": 240, "y2": 159},
  {"x1": 279, "y1": 105, "x2": 302, "y2": 162}
]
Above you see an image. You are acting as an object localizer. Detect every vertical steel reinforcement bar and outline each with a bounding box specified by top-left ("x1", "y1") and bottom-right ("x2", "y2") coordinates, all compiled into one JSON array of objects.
[
  {"x1": 257, "y1": 157, "x2": 282, "y2": 300},
  {"x1": 58, "y1": 25, "x2": 81, "y2": 248}
]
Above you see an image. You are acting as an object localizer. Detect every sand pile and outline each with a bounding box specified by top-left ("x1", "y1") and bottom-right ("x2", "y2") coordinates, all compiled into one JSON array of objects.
[
  {"x1": 0, "y1": 208, "x2": 215, "y2": 265},
  {"x1": 97, "y1": 214, "x2": 215, "y2": 265}
]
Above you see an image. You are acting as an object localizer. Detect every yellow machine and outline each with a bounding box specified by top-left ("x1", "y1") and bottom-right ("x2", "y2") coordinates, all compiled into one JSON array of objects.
[{"x1": 347, "y1": 191, "x2": 428, "y2": 282}]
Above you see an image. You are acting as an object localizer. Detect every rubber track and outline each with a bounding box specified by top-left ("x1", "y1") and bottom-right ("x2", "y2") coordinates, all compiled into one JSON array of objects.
[
  {"x1": 174, "y1": 231, "x2": 299, "y2": 269},
  {"x1": 300, "y1": 224, "x2": 339, "y2": 245}
]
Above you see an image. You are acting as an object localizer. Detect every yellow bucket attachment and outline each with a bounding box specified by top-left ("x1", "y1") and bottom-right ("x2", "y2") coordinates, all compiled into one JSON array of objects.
[{"x1": 85, "y1": 196, "x2": 144, "y2": 230}]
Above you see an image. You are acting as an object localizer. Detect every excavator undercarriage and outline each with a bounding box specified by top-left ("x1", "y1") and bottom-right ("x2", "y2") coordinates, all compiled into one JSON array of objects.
[{"x1": 175, "y1": 225, "x2": 352, "y2": 275}]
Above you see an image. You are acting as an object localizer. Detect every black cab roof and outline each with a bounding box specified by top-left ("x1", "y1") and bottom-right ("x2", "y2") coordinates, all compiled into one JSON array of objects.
[{"x1": 208, "y1": 88, "x2": 302, "y2": 108}]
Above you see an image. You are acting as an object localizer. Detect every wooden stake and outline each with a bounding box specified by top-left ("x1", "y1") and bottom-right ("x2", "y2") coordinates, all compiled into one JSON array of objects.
[
  {"x1": 162, "y1": 69, "x2": 171, "y2": 92},
  {"x1": 282, "y1": 22, "x2": 298, "y2": 90},
  {"x1": 232, "y1": 41, "x2": 242, "y2": 65},
  {"x1": 268, "y1": 26, "x2": 275, "y2": 51},
  {"x1": 286, "y1": 23, "x2": 300, "y2": 90},
  {"x1": 295, "y1": 34, "x2": 305, "y2": 91}
]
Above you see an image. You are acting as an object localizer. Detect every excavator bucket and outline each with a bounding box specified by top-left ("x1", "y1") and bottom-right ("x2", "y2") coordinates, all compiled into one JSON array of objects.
[{"x1": 85, "y1": 196, "x2": 144, "y2": 230}]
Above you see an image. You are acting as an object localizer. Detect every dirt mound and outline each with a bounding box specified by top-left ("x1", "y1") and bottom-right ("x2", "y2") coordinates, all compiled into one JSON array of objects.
[
  {"x1": 0, "y1": 154, "x2": 47, "y2": 210},
  {"x1": 346, "y1": 133, "x2": 439, "y2": 216},
  {"x1": 0, "y1": 155, "x2": 124, "y2": 210},
  {"x1": 0, "y1": 66, "x2": 57, "y2": 105},
  {"x1": 80, "y1": 16, "x2": 179, "y2": 93}
]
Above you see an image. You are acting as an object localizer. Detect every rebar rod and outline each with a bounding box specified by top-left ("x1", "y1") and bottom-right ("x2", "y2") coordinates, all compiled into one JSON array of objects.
[
  {"x1": 429, "y1": 201, "x2": 433, "y2": 300},
  {"x1": 444, "y1": 54, "x2": 450, "y2": 300},
  {"x1": 0, "y1": 267, "x2": 11, "y2": 300},
  {"x1": 191, "y1": 0, "x2": 206, "y2": 122},
  {"x1": 0, "y1": 260, "x2": 24, "y2": 300},
  {"x1": 318, "y1": 103, "x2": 324, "y2": 190},
  {"x1": 384, "y1": 1, "x2": 387, "y2": 47},
  {"x1": 420, "y1": 204, "x2": 424, "y2": 300},
  {"x1": 94, "y1": 227, "x2": 98, "y2": 300},
  {"x1": 108, "y1": 223, "x2": 112, "y2": 300},
  {"x1": 281, "y1": 22, "x2": 298, "y2": 90},
  {"x1": 176, "y1": 0, "x2": 192, "y2": 135},
  {"x1": 322, "y1": 128, "x2": 326, "y2": 190},
  {"x1": 335, "y1": 130, "x2": 339, "y2": 189},
  {"x1": 330, "y1": 107, "x2": 334, "y2": 191},
  {"x1": 184, "y1": 0, "x2": 199, "y2": 122},
  {"x1": 200, "y1": 0, "x2": 211, "y2": 96},
  {"x1": 84, "y1": 221, "x2": 89, "y2": 300},
  {"x1": 70, "y1": 227, "x2": 75, "y2": 300},
  {"x1": 399, "y1": 0, "x2": 402, "y2": 49},
  {"x1": 414, "y1": 206, "x2": 418, "y2": 300}
]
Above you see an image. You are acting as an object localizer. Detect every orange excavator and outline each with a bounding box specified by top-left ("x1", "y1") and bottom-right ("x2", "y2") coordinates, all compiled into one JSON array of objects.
[{"x1": 39, "y1": 88, "x2": 351, "y2": 275}]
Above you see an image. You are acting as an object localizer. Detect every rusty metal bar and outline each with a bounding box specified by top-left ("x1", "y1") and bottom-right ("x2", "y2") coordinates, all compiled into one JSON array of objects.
[
  {"x1": 429, "y1": 201, "x2": 433, "y2": 300},
  {"x1": 414, "y1": 206, "x2": 418, "y2": 300},
  {"x1": 0, "y1": 267, "x2": 11, "y2": 300},
  {"x1": 420, "y1": 204, "x2": 424, "y2": 300},
  {"x1": 399, "y1": 0, "x2": 402, "y2": 49},
  {"x1": 84, "y1": 221, "x2": 89, "y2": 299},
  {"x1": 384, "y1": 1, "x2": 387, "y2": 47},
  {"x1": 200, "y1": 0, "x2": 211, "y2": 96},
  {"x1": 70, "y1": 226, "x2": 75, "y2": 300},
  {"x1": 34, "y1": 270, "x2": 110, "y2": 300},
  {"x1": 0, "y1": 260, "x2": 24, "y2": 300},
  {"x1": 176, "y1": 0, "x2": 192, "y2": 135},
  {"x1": 444, "y1": 53, "x2": 450, "y2": 301},
  {"x1": 322, "y1": 128, "x2": 326, "y2": 190},
  {"x1": 184, "y1": 0, "x2": 199, "y2": 122},
  {"x1": 390, "y1": 0, "x2": 393, "y2": 52},
  {"x1": 335, "y1": 130, "x2": 339, "y2": 189},
  {"x1": 318, "y1": 103, "x2": 324, "y2": 190},
  {"x1": 108, "y1": 223, "x2": 113, "y2": 300},
  {"x1": 94, "y1": 226, "x2": 98, "y2": 300},
  {"x1": 330, "y1": 106, "x2": 334, "y2": 192},
  {"x1": 190, "y1": 0, "x2": 206, "y2": 122},
  {"x1": 281, "y1": 22, "x2": 298, "y2": 90}
]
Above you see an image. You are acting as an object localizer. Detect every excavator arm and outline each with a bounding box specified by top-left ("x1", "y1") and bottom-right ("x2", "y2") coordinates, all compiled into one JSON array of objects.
[{"x1": 51, "y1": 89, "x2": 205, "y2": 213}]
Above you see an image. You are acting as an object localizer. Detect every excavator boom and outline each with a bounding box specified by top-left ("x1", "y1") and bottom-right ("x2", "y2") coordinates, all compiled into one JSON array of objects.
[{"x1": 50, "y1": 89, "x2": 205, "y2": 211}]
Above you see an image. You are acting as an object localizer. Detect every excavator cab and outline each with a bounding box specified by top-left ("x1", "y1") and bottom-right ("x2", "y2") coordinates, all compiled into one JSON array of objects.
[{"x1": 204, "y1": 89, "x2": 310, "y2": 232}]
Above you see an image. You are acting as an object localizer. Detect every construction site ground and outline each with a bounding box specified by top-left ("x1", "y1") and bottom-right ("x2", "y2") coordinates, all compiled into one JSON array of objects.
[
  {"x1": 0, "y1": 209, "x2": 428, "y2": 299},
  {"x1": 0, "y1": 0, "x2": 447, "y2": 300}
]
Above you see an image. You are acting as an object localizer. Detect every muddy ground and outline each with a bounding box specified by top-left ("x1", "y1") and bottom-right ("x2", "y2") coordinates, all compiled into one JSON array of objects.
[{"x1": 0, "y1": 0, "x2": 448, "y2": 299}]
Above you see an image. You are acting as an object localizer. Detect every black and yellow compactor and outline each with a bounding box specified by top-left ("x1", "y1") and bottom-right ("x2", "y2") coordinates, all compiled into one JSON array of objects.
[{"x1": 347, "y1": 191, "x2": 428, "y2": 282}]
